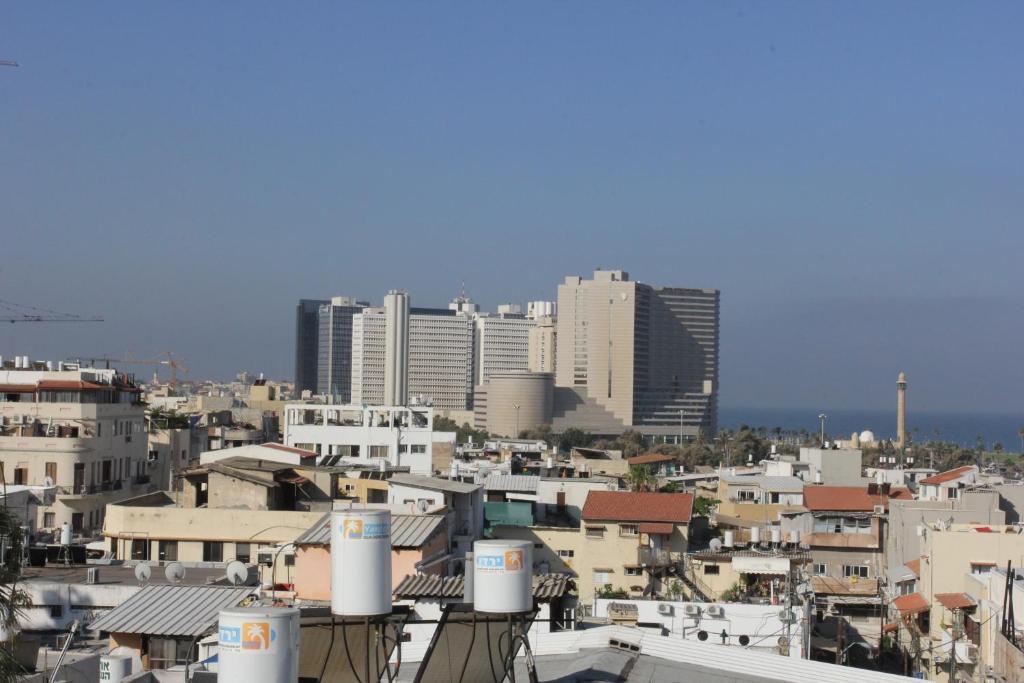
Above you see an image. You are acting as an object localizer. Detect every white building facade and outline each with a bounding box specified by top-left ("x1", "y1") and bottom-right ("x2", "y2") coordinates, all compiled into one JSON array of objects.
[{"x1": 474, "y1": 313, "x2": 535, "y2": 385}]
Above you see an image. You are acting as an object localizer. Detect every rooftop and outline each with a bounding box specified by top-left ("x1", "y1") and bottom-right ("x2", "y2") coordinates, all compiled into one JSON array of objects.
[
  {"x1": 582, "y1": 491, "x2": 693, "y2": 524},
  {"x1": 88, "y1": 584, "x2": 255, "y2": 637},
  {"x1": 935, "y1": 592, "x2": 976, "y2": 610},
  {"x1": 892, "y1": 592, "x2": 929, "y2": 615},
  {"x1": 919, "y1": 466, "x2": 976, "y2": 486},
  {"x1": 802, "y1": 485, "x2": 912, "y2": 512},
  {"x1": 388, "y1": 473, "x2": 480, "y2": 495},
  {"x1": 393, "y1": 573, "x2": 573, "y2": 601},
  {"x1": 483, "y1": 473, "x2": 539, "y2": 493},
  {"x1": 721, "y1": 475, "x2": 804, "y2": 493},
  {"x1": 626, "y1": 453, "x2": 677, "y2": 466},
  {"x1": 293, "y1": 512, "x2": 446, "y2": 548}
]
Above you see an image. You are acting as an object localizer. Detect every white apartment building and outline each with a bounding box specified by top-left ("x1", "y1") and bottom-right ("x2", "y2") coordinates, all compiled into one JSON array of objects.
[
  {"x1": 474, "y1": 312, "x2": 535, "y2": 385},
  {"x1": 0, "y1": 364, "x2": 153, "y2": 533},
  {"x1": 528, "y1": 315, "x2": 557, "y2": 373},
  {"x1": 351, "y1": 307, "x2": 474, "y2": 412},
  {"x1": 283, "y1": 404, "x2": 434, "y2": 475}
]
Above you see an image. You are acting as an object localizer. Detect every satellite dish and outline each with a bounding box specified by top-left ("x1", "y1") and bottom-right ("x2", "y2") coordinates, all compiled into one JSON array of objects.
[
  {"x1": 416, "y1": 499, "x2": 429, "y2": 513},
  {"x1": 708, "y1": 538, "x2": 723, "y2": 552},
  {"x1": 164, "y1": 562, "x2": 186, "y2": 584},
  {"x1": 43, "y1": 476, "x2": 55, "y2": 487},
  {"x1": 134, "y1": 564, "x2": 152, "y2": 584},
  {"x1": 225, "y1": 561, "x2": 247, "y2": 586}
]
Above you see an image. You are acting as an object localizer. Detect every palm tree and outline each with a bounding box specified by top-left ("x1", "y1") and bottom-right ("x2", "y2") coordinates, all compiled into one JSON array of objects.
[
  {"x1": 0, "y1": 505, "x2": 31, "y2": 681},
  {"x1": 625, "y1": 465, "x2": 657, "y2": 493}
]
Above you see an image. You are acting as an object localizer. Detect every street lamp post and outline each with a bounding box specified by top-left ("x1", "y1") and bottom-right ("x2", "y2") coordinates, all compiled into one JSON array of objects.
[
  {"x1": 513, "y1": 404, "x2": 521, "y2": 439},
  {"x1": 679, "y1": 409, "x2": 685, "y2": 446}
]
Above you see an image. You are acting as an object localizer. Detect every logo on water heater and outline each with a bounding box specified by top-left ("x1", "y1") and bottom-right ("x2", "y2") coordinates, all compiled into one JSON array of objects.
[
  {"x1": 476, "y1": 549, "x2": 524, "y2": 571},
  {"x1": 341, "y1": 517, "x2": 389, "y2": 540},
  {"x1": 219, "y1": 621, "x2": 275, "y2": 652}
]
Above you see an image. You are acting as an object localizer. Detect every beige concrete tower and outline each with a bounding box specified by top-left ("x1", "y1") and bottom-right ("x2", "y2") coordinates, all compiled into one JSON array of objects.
[{"x1": 896, "y1": 371, "x2": 907, "y2": 448}]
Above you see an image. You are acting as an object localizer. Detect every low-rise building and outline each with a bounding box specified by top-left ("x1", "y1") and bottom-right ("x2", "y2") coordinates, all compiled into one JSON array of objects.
[
  {"x1": 386, "y1": 474, "x2": 484, "y2": 558},
  {"x1": 916, "y1": 465, "x2": 979, "y2": 502},
  {"x1": 715, "y1": 475, "x2": 805, "y2": 528},
  {"x1": 625, "y1": 453, "x2": 680, "y2": 476}
]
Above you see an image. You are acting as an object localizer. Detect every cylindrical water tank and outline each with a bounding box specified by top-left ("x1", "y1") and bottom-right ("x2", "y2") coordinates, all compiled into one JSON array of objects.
[
  {"x1": 330, "y1": 509, "x2": 392, "y2": 616},
  {"x1": 60, "y1": 522, "x2": 72, "y2": 546},
  {"x1": 473, "y1": 539, "x2": 533, "y2": 614},
  {"x1": 99, "y1": 654, "x2": 133, "y2": 682},
  {"x1": 750, "y1": 526, "x2": 761, "y2": 544},
  {"x1": 770, "y1": 527, "x2": 782, "y2": 544},
  {"x1": 723, "y1": 530, "x2": 734, "y2": 548},
  {"x1": 218, "y1": 607, "x2": 299, "y2": 683},
  {"x1": 546, "y1": 456, "x2": 555, "y2": 469},
  {"x1": 789, "y1": 530, "x2": 799, "y2": 545}
]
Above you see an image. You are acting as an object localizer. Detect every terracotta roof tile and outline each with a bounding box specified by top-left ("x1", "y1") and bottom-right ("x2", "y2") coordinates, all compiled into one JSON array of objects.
[
  {"x1": 893, "y1": 592, "x2": 929, "y2": 615},
  {"x1": 582, "y1": 491, "x2": 693, "y2": 524},
  {"x1": 802, "y1": 485, "x2": 912, "y2": 512},
  {"x1": 935, "y1": 593, "x2": 976, "y2": 610},
  {"x1": 906, "y1": 558, "x2": 921, "y2": 578},
  {"x1": 919, "y1": 466, "x2": 976, "y2": 485}
]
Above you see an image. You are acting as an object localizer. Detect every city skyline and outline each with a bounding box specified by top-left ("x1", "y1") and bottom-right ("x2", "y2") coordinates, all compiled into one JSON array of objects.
[{"x1": 1, "y1": 3, "x2": 1021, "y2": 414}]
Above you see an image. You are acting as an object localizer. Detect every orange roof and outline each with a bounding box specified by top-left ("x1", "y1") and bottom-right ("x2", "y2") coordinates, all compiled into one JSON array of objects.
[
  {"x1": 37, "y1": 380, "x2": 113, "y2": 391},
  {"x1": 264, "y1": 443, "x2": 318, "y2": 458},
  {"x1": 802, "y1": 485, "x2": 912, "y2": 512},
  {"x1": 935, "y1": 593, "x2": 975, "y2": 610},
  {"x1": 919, "y1": 466, "x2": 975, "y2": 485},
  {"x1": 906, "y1": 558, "x2": 921, "y2": 578},
  {"x1": 893, "y1": 592, "x2": 929, "y2": 615},
  {"x1": 626, "y1": 453, "x2": 677, "y2": 466},
  {"x1": 582, "y1": 491, "x2": 693, "y2": 524},
  {"x1": 0, "y1": 383, "x2": 35, "y2": 393}
]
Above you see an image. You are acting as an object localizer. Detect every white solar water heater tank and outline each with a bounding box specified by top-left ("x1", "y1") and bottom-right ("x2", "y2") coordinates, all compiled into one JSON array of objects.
[
  {"x1": 331, "y1": 509, "x2": 392, "y2": 616},
  {"x1": 473, "y1": 539, "x2": 533, "y2": 614},
  {"x1": 723, "y1": 530, "x2": 734, "y2": 547},
  {"x1": 218, "y1": 607, "x2": 300, "y2": 683},
  {"x1": 750, "y1": 526, "x2": 761, "y2": 544},
  {"x1": 98, "y1": 654, "x2": 133, "y2": 682},
  {"x1": 770, "y1": 527, "x2": 782, "y2": 544},
  {"x1": 60, "y1": 522, "x2": 72, "y2": 546}
]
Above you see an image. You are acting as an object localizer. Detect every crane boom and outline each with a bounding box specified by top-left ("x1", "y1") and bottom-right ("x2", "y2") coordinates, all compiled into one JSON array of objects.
[{"x1": 0, "y1": 299, "x2": 103, "y2": 323}]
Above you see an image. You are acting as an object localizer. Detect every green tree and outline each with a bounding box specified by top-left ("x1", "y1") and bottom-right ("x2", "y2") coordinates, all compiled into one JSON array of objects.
[
  {"x1": 692, "y1": 496, "x2": 716, "y2": 517},
  {"x1": 0, "y1": 506, "x2": 31, "y2": 680},
  {"x1": 557, "y1": 428, "x2": 594, "y2": 452},
  {"x1": 625, "y1": 465, "x2": 657, "y2": 493}
]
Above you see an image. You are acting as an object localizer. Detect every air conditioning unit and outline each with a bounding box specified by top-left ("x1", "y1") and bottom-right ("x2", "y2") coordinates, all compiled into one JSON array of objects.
[
  {"x1": 778, "y1": 609, "x2": 796, "y2": 623},
  {"x1": 11, "y1": 415, "x2": 23, "y2": 425},
  {"x1": 257, "y1": 549, "x2": 275, "y2": 566},
  {"x1": 657, "y1": 604, "x2": 674, "y2": 616},
  {"x1": 682, "y1": 604, "x2": 700, "y2": 617},
  {"x1": 964, "y1": 643, "x2": 978, "y2": 662},
  {"x1": 873, "y1": 505, "x2": 886, "y2": 515},
  {"x1": 706, "y1": 605, "x2": 724, "y2": 618}
]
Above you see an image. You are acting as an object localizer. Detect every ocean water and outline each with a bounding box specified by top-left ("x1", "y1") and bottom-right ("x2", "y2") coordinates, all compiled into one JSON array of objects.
[{"x1": 719, "y1": 407, "x2": 1024, "y2": 452}]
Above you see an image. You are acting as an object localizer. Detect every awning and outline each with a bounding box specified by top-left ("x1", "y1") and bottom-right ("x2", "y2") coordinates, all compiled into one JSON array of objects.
[
  {"x1": 936, "y1": 593, "x2": 975, "y2": 610},
  {"x1": 893, "y1": 592, "x2": 929, "y2": 615},
  {"x1": 639, "y1": 522, "x2": 673, "y2": 535},
  {"x1": 731, "y1": 556, "x2": 789, "y2": 575}
]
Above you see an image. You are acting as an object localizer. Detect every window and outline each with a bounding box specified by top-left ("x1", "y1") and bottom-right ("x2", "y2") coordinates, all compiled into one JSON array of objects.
[
  {"x1": 843, "y1": 565, "x2": 869, "y2": 579},
  {"x1": 736, "y1": 490, "x2": 755, "y2": 502},
  {"x1": 813, "y1": 563, "x2": 827, "y2": 576},
  {"x1": 593, "y1": 571, "x2": 610, "y2": 585},
  {"x1": 235, "y1": 543, "x2": 251, "y2": 564},
  {"x1": 619, "y1": 524, "x2": 639, "y2": 537},
  {"x1": 13, "y1": 468, "x2": 27, "y2": 485},
  {"x1": 148, "y1": 450, "x2": 159, "y2": 462},
  {"x1": 624, "y1": 566, "x2": 642, "y2": 576},
  {"x1": 131, "y1": 539, "x2": 149, "y2": 561},
  {"x1": 50, "y1": 606, "x2": 63, "y2": 618},
  {"x1": 703, "y1": 564, "x2": 721, "y2": 575},
  {"x1": 43, "y1": 512, "x2": 55, "y2": 528},
  {"x1": 284, "y1": 554, "x2": 295, "y2": 567},
  {"x1": 45, "y1": 462, "x2": 57, "y2": 483},
  {"x1": 557, "y1": 550, "x2": 575, "y2": 558},
  {"x1": 71, "y1": 512, "x2": 83, "y2": 532},
  {"x1": 203, "y1": 541, "x2": 224, "y2": 563},
  {"x1": 971, "y1": 563, "x2": 995, "y2": 575},
  {"x1": 411, "y1": 444, "x2": 427, "y2": 454},
  {"x1": 586, "y1": 526, "x2": 605, "y2": 539},
  {"x1": 159, "y1": 541, "x2": 178, "y2": 562},
  {"x1": 369, "y1": 445, "x2": 389, "y2": 458}
]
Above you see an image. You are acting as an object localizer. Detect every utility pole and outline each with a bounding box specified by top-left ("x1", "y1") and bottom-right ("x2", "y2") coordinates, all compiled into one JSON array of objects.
[{"x1": 948, "y1": 607, "x2": 961, "y2": 682}]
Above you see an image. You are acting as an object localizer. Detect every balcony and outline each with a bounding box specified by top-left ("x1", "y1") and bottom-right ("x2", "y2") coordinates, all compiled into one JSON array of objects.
[{"x1": 638, "y1": 547, "x2": 679, "y2": 568}]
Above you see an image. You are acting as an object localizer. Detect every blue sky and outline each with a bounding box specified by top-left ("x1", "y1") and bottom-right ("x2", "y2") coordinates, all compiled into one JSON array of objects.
[{"x1": 1, "y1": 3, "x2": 1021, "y2": 413}]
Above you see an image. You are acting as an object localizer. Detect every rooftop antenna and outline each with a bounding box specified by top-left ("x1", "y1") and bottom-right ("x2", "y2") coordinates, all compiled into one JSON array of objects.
[
  {"x1": 164, "y1": 562, "x2": 186, "y2": 584},
  {"x1": 134, "y1": 563, "x2": 152, "y2": 585},
  {"x1": 224, "y1": 560, "x2": 248, "y2": 586}
]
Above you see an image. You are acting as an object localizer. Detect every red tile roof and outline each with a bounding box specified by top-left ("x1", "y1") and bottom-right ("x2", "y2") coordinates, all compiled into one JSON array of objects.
[
  {"x1": 935, "y1": 593, "x2": 976, "y2": 610},
  {"x1": 582, "y1": 491, "x2": 693, "y2": 524},
  {"x1": 893, "y1": 592, "x2": 929, "y2": 615},
  {"x1": 264, "y1": 443, "x2": 318, "y2": 458},
  {"x1": 906, "y1": 558, "x2": 921, "y2": 578},
  {"x1": 802, "y1": 485, "x2": 912, "y2": 512},
  {"x1": 626, "y1": 454, "x2": 677, "y2": 466},
  {"x1": 37, "y1": 380, "x2": 113, "y2": 391},
  {"x1": 919, "y1": 466, "x2": 975, "y2": 486}
]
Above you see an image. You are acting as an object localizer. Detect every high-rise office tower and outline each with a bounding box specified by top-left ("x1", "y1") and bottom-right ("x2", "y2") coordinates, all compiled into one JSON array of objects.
[
  {"x1": 316, "y1": 296, "x2": 369, "y2": 400},
  {"x1": 474, "y1": 310, "x2": 535, "y2": 385},
  {"x1": 528, "y1": 315, "x2": 557, "y2": 373},
  {"x1": 383, "y1": 291, "x2": 410, "y2": 406},
  {"x1": 294, "y1": 299, "x2": 329, "y2": 395},
  {"x1": 554, "y1": 269, "x2": 719, "y2": 439},
  {"x1": 351, "y1": 309, "x2": 386, "y2": 406}
]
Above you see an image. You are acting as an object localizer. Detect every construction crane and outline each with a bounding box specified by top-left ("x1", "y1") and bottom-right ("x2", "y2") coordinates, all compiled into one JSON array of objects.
[
  {"x1": 0, "y1": 299, "x2": 104, "y2": 323},
  {"x1": 0, "y1": 60, "x2": 18, "y2": 67},
  {"x1": 72, "y1": 353, "x2": 188, "y2": 386}
]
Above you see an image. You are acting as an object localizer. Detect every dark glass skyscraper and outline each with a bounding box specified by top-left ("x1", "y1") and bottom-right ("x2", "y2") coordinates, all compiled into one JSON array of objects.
[{"x1": 294, "y1": 299, "x2": 328, "y2": 395}]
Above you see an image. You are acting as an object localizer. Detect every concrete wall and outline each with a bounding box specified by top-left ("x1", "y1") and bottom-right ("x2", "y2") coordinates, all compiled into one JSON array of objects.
[
  {"x1": 799, "y1": 448, "x2": 864, "y2": 485},
  {"x1": 481, "y1": 373, "x2": 554, "y2": 438},
  {"x1": 535, "y1": 478, "x2": 615, "y2": 524},
  {"x1": 885, "y1": 493, "x2": 1004, "y2": 569}
]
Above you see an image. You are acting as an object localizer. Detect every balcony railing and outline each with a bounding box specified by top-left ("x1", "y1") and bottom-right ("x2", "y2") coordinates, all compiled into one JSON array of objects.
[{"x1": 638, "y1": 547, "x2": 678, "y2": 568}]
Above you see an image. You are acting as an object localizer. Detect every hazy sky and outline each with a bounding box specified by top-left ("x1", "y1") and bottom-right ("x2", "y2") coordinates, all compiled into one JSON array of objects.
[{"x1": 1, "y1": 3, "x2": 1021, "y2": 414}]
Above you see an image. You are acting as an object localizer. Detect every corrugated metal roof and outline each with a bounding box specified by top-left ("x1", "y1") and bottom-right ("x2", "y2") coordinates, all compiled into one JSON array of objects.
[
  {"x1": 392, "y1": 573, "x2": 572, "y2": 601},
  {"x1": 88, "y1": 585, "x2": 254, "y2": 637},
  {"x1": 483, "y1": 474, "x2": 539, "y2": 493},
  {"x1": 721, "y1": 475, "x2": 805, "y2": 492},
  {"x1": 389, "y1": 473, "x2": 480, "y2": 494},
  {"x1": 293, "y1": 513, "x2": 445, "y2": 548}
]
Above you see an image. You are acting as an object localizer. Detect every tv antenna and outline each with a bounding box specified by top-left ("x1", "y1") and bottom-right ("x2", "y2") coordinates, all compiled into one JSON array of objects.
[{"x1": 164, "y1": 562, "x2": 186, "y2": 584}]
